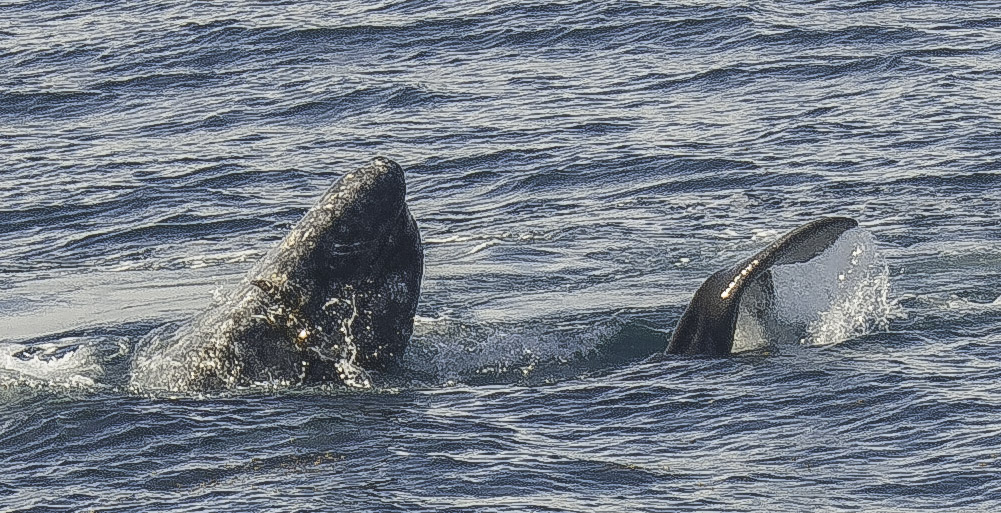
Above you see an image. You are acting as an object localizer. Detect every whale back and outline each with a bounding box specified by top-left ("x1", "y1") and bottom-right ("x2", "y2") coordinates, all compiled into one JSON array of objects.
[{"x1": 666, "y1": 217, "x2": 858, "y2": 356}]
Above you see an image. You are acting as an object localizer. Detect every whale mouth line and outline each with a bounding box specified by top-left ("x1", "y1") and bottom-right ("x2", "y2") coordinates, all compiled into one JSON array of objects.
[{"x1": 322, "y1": 233, "x2": 401, "y2": 255}]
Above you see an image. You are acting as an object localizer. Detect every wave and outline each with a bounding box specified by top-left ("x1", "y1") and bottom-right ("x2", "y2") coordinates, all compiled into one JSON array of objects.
[
  {"x1": 271, "y1": 84, "x2": 469, "y2": 124},
  {"x1": 0, "y1": 91, "x2": 106, "y2": 119},
  {"x1": 401, "y1": 313, "x2": 668, "y2": 386}
]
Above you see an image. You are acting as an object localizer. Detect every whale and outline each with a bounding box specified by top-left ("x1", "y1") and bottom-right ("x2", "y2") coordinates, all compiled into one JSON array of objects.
[
  {"x1": 129, "y1": 157, "x2": 423, "y2": 391},
  {"x1": 128, "y1": 154, "x2": 860, "y2": 392},
  {"x1": 666, "y1": 216, "x2": 859, "y2": 356}
]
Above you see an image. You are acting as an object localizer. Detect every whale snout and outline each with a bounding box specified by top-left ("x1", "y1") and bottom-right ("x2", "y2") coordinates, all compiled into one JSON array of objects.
[{"x1": 304, "y1": 157, "x2": 409, "y2": 250}]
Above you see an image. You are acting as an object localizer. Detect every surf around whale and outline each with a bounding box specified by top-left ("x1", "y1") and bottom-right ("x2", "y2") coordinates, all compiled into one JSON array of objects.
[{"x1": 128, "y1": 157, "x2": 874, "y2": 392}]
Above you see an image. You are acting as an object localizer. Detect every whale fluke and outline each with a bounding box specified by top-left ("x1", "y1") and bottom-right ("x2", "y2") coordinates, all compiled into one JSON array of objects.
[
  {"x1": 666, "y1": 217, "x2": 858, "y2": 356},
  {"x1": 130, "y1": 157, "x2": 423, "y2": 391}
]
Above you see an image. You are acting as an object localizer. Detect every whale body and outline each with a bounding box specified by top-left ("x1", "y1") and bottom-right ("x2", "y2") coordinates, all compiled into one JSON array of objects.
[
  {"x1": 130, "y1": 157, "x2": 423, "y2": 391},
  {"x1": 666, "y1": 217, "x2": 859, "y2": 356}
]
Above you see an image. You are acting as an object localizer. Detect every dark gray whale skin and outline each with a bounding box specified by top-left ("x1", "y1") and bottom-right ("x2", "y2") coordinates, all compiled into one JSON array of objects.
[
  {"x1": 130, "y1": 157, "x2": 423, "y2": 391},
  {"x1": 666, "y1": 217, "x2": 858, "y2": 356}
]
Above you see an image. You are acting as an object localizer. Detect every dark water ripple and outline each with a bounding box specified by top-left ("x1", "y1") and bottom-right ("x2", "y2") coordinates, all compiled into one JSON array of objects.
[{"x1": 3, "y1": 0, "x2": 1001, "y2": 511}]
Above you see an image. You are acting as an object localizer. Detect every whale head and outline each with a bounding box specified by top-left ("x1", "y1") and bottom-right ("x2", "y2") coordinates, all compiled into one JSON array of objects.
[{"x1": 130, "y1": 157, "x2": 423, "y2": 392}]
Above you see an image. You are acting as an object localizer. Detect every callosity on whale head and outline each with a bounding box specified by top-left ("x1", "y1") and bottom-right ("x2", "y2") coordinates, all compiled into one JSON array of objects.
[
  {"x1": 666, "y1": 217, "x2": 859, "y2": 356},
  {"x1": 130, "y1": 157, "x2": 423, "y2": 391}
]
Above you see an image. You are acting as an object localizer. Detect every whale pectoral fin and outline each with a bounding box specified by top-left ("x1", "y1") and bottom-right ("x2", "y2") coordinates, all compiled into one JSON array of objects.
[
  {"x1": 742, "y1": 268, "x2": 774, "y2": 319},
  {"x1": 667, "y1": 217, "x2": 858, "y2": 356},
  {"x1": 753, "y1": 217, "x2": 859, "y2": 267}
]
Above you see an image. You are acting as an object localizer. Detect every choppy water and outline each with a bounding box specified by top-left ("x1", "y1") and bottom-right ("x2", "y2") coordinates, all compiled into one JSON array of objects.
[{"x1": 3, "y1": 1, "x2": 1001, "y2": 511}]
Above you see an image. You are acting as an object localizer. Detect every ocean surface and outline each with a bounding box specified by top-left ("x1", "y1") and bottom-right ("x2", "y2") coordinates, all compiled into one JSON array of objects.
[{"x1": 3, "y1": 0, "x2": 1001, "y2": 511}]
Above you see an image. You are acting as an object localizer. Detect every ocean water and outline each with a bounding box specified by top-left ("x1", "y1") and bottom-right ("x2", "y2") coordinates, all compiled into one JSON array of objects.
[{"x1": 3, "y1": 0, "x2": 1001, "y2": 511}]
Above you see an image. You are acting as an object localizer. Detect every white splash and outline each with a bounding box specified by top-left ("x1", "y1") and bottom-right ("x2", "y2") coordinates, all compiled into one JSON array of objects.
[
  {"x1": 0, "y1": 340, "x2": 104, "y2": 389},
  {"x1": 402, "y1": 314, "x2": 621, "y2": 383},
  {"x1": 732, "y1": 229, "x2": 899, "y2": 352},
  {"x1": 330, "y1": 292, "x2": 372, "y2": 389},
  {"x1": 799, "y1": 236, "x2": 897, "y2": 347}
]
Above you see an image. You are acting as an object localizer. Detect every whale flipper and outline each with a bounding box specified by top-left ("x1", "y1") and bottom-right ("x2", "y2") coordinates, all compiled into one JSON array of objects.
[
  {"x1": 130, "y1": 157, "x2": 423, "y2": 391},
  {"x1": 666, "y1": 217, "x2": 858, "y2": 356}
]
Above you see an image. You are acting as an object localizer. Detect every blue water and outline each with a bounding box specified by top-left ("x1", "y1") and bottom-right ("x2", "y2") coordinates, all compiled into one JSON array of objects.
[{"x1": 3, "y1": 1, "x2": 1001, "y2": 510}]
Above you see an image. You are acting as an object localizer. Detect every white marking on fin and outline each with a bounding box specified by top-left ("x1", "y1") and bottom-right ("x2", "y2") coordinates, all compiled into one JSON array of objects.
[{"x1": 721, "y1": 259, "x2": 760, "y2": 299}]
